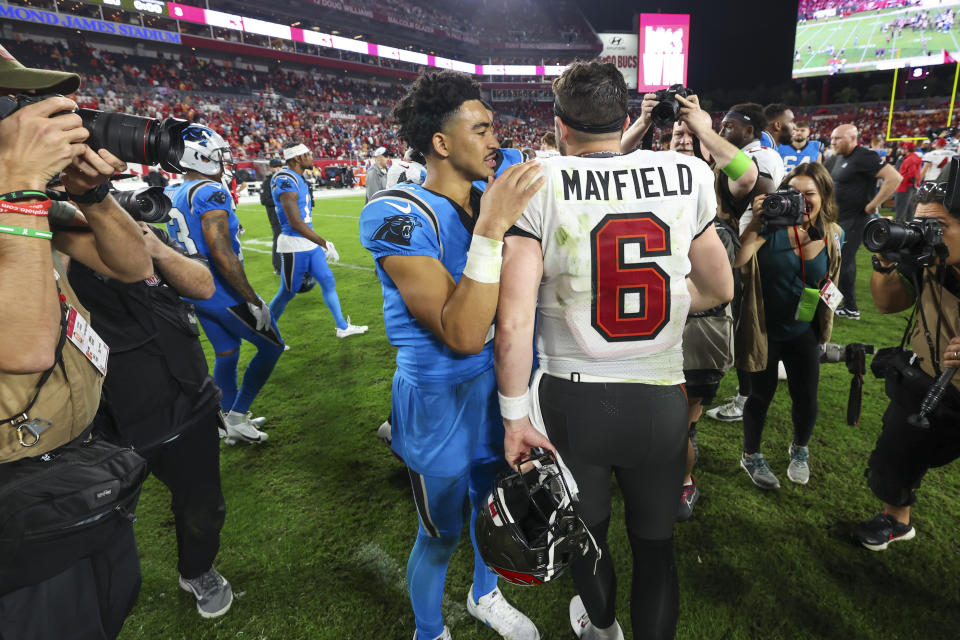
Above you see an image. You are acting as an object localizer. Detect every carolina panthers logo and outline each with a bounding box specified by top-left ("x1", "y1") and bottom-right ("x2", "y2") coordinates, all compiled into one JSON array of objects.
[
  {"x1": 373, "y1": 214, "x2": 421, "y2": 246},
  {"x1": 275, "y1": 177, "x2": 294, "y2": 190},
  {"x1": 207, "y1": 190, "x2": 227, "y2": 205}
]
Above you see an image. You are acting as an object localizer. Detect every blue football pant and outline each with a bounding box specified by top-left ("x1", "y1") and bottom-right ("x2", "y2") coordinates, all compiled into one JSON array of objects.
[
  {"x1": 195, "y1": 303, "x2": 284, "y2": 415},
  {"x1": 270, "y1": 247, "x2": 347, "y2": 330},
  {"x1": 406, "y1": 459, "x2": 502, "y2": 640}
]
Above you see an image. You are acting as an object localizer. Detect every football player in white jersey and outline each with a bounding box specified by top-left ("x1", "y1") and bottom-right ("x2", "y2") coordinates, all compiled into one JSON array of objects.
[{"x1": 494, "y1": 61, "x2": 733, "y2": 640}]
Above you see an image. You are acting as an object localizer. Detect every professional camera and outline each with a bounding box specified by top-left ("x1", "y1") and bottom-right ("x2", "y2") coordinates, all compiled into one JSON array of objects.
[
  {"x1": 863, "y1": 217, "x2": 946, "y2": 267},
  {"x1": 112, "y1": 187, "x2": 172, "y2": 224},
  {"x1": 820, "y1": 342, "x2": 875, "y2": 426},
  {"x1": 651, "y1": 84, "x2": 693, "y2": 129},
  {"x1": 0, "y1": 94, "x2": 191, "y2": 173},
  {"x1": 761, "y1": 187, "x2": 807, "y2": 230}
]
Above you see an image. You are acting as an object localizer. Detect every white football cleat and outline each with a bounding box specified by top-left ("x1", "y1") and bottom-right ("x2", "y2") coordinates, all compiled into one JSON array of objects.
[
  {"x1": 336, "y1": 316, "x2": 369, "y2": 338},
  {"x1": 223, "y1": 411, "x2": 268, "y2": 444},
  {"x1": 466, "y1": 585, "x2": 539, "y2": 640},
  {"x1": 376, "y1": 420, "x2": 392, "y2": 446}
]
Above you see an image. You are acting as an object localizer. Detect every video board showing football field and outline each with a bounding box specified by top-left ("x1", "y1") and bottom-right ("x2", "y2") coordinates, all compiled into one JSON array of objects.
[{"x1": 792, "y1": 0, "x2": 960, "y2": 78}]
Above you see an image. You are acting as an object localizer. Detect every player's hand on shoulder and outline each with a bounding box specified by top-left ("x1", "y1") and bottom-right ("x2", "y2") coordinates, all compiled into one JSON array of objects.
[{"x1": 478, "y1": 160, "x2": 544, "y2": 239}]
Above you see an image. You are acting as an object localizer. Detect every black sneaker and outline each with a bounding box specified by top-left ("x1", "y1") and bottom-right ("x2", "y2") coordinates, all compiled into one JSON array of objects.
[
  {"x1": 677, "y1": 477, "x2": 700, "y2": 522},
  {"x1": 853, "y1": 512, "x2": 915, "y2": 551},
  {"x1": 835, "y1": 307, "x2": 861, "y2": 320}
]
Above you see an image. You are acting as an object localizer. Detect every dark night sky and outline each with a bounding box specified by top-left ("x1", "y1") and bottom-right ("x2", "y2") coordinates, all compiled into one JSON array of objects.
[{"x1": 575, "y1": 0, "x2": 801, "y2": 94}]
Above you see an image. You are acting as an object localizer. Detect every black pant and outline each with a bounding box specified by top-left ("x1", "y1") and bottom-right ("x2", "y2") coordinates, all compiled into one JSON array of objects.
[
  {"x1": 838, "y1": 214, "x2": 868, "y2": 311},
  {"x1": 894, "y1": 188, "x2": 915, "y2": 222},
  {"x1": 142, "y1": 411, "x2": 226, "y2": 579},
  {"x1": 266, "y1": 205, "x2": 281, "y2": 272},
  {"x1": 538, "y1": 375, "x2": 687, "y2": 639},
  {"x1": 866, "y1": 395, "x2": 960, "y2": 507},
  {"x1": 743, "y1": 327, "x2": 821, "y2": 454},
  {"x1": 0, "y1": 521, "x2": 140, "y2": 640}
]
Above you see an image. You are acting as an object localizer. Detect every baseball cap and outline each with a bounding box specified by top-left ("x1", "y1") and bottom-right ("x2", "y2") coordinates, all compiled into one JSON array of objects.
[
  {"x1": 902, "y1": 142, "x2": 916, "y2": 152},
  {"x1": 373, "y1": 147, "x2": 387, "y2": 157},
  {"x1": 269, "y1": 158, "x2": 283, "y2": 167},
  {"x1": 934, "y1": 138, "x2": 947, "y2": 148},
  {"x1": 0, "y1": 44, "x2": 80, "y2": 94}
]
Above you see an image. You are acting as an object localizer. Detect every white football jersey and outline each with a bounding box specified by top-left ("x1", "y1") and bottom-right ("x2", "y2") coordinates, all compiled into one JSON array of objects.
[
  {"x1": 922, "y1": 149, "x2": 954, "y2": 182},
  {"x1": 738, "y1": 139, "x2": 787, "y2": 235},
  {"x1": 514, "y1": 149, "x2": 716, "y2": 384},
  {"x1": 386, "y1": 160, "x2": 427, "y2": 187}
]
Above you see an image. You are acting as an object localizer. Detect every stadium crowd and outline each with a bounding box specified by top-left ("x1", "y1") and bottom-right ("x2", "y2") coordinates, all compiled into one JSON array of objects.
[{"x1": 2, "y1": 5, "x2": 960, "y2": 637}]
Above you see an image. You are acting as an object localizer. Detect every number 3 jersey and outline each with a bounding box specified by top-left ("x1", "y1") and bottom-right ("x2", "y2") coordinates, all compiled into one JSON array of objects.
[
  {"x1": 512, "y1": 150, "x2": 716, "y2": 384},
  {"x1": 164, "y1": 179, "x2": 245, "y2": 309}
]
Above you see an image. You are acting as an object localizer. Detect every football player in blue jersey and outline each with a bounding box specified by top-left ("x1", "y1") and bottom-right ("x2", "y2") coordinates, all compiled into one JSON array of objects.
[
  {"x1": 164, "y1": 125, "x2": 280, "y2": 444},
  {"x1": 359, "y1": 71, "x2": 545, "y2": 640},
  {"x1": 268, "y1": 142, "x2": 367, "y2": 338},
  {"x1": 778, "y1": 120, "x2": 824, "y2": 172},
  {"x1": 762, "y1": 103, "x2": 795, "y2": 155}
]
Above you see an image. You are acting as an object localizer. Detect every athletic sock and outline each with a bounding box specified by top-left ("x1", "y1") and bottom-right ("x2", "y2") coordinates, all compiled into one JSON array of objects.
[
  {"x1": 231, "y1": 343, "x2": 284, "y2": 414},
  {"x1": 213, "y1": 350, "x2": 241, "y2": 412},
  {"x1": 589, "y1": 620, "x2": 625, "y2": 640}
]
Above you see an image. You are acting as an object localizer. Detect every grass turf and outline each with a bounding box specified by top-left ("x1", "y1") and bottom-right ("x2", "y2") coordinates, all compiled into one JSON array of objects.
[
  {"x1": 119, "y1": 195, "x2": 960, "y2": 640},
  {"x1": 793, "y1": 5, "x2": 960, "y2": 77}
]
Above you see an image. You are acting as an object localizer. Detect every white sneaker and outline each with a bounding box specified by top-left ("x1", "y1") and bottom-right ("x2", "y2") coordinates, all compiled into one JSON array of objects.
[
  {"x1": 777, "y1": 361, "x2": 788, "y2": 381},
  {"x1": 376, "y1": 420, "x2": 392, "y2": 446},
  {"x1": 466, "y1": 585, "x2": 539, "y2": 640},
  {"x1": 569, "y1": 595, "x2": 624, "y2": 640},
  {"x1": 336, "y1": 316, "x2": 368, "y2": 338},
  {"x1": 413, "y1": 628, "x2": 451, "y2": 640},
  {"x1": 223, "y1": 411, "x2": 268, "y2": 444},
  {"x1": 705, "y1": 394, "x2": 747, "y2": 422}
]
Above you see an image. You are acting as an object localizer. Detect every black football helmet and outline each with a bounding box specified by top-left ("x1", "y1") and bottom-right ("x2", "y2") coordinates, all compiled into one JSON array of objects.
[
  {"x1": 299, "y1": 274, "x2": 317, "y2": 293},
  {"x1": 475, "y1": 449, "x2": 596, "y2": 586}
]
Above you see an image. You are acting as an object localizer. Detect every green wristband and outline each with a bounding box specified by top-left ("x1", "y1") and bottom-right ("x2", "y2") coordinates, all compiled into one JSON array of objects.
[
  {"x1": 721, "y1": 150, "x2": 752, "y2": 181},
  {"x1": 0, "y1": 225, "x2": 53, "y2": 240}
]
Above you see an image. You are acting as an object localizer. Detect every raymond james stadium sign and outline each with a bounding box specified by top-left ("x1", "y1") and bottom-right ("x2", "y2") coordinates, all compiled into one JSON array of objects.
[{"x1": 0, "y1": 4, "x2": 181, "y2": 43}]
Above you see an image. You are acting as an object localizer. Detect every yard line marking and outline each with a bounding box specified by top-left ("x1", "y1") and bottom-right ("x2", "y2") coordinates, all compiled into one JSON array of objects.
[{"x1": 354, "y1": 542, "x2": 468, "y2": 626}]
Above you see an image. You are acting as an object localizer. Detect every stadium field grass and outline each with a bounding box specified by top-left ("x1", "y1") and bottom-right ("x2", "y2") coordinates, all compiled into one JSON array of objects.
[
  {"x1": 793, "y1": 6, "x2": 960, "y2": 77},
  {"x1": 120, "y1": 195, "x2": 960, "y2": 640}
]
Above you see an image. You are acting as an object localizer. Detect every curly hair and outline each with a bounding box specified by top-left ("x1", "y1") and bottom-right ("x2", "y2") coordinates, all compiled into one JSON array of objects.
[{"x1": 392, "y1": 71, "x2": 482, "y2": 157}]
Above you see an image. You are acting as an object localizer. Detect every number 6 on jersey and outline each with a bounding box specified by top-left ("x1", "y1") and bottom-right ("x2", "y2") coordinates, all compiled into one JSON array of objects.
[{"x1": 591, "y1": 212, "x2": 672, "y2": 342}]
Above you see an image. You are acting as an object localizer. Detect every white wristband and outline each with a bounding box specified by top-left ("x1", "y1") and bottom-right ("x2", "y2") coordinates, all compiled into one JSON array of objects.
[
  {"x1": 462, "y1": 234, "x2": 503, "y2": 284},
  {"x1": 498, "y1": 390, "x2": 530, "y2": 420}
]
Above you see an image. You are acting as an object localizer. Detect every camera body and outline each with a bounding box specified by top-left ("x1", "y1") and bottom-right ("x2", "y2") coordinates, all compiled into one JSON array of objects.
[
  {"x1": 863, "y1": 217, "x2": 946, "y2": 267},
  {"x1": 0, "y1": 94, "x2": 190, "y2": 174},
  {"x1": 651, "y1": 84, "x2": 693, "y2": 129},
  {"x1": 761, "y1": 187, "x2": 807, "y2": 230}
]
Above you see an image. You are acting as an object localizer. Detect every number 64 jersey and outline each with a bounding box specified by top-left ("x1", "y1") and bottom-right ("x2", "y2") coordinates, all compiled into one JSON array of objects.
[{"x1": 512, "y1": 150, "x2": 716, "y2": 384}]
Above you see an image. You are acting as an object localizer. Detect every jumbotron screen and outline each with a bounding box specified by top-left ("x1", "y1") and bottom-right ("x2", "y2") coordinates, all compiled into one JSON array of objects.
[{"x1": 793, "y1": 0, "x2": 959, "y2": 78}]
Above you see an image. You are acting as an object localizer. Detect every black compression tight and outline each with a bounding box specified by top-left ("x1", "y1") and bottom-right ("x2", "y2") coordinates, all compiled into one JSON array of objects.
[{"x1": 538, "y1": 375, "x2": 686, "y2": 640}]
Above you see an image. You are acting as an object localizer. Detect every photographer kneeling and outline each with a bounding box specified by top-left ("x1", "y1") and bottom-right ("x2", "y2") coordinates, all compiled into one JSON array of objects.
[
  {"x1": 734, "y1": 163, "x2": 844, "y2": 489},
  {"x1": 853, "y1": 166, "x2": 960, "y2": 550}
]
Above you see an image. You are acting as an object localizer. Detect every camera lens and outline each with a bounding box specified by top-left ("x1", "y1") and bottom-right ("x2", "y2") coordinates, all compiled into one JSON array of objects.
[
  {"x1": 78, "y1": 110, "x2": 189, "y2": 173},
  {"x1": 112, "y1": 187, "x2": 172, "y2": 224},
  {"x1": 763, "y1": 194, "x2": 787, "y2": 216},
  {"x1": 651, "y1": 100, "x2": 679, "y2": 129}
]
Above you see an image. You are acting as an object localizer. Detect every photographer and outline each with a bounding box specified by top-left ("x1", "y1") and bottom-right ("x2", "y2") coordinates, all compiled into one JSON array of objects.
[
  {"x1": 0, "y1": 53, "x2": 151, "y2": 638},
  {"x1": 853, "y1": 176, "x2": 960, "y2": 551},
  {"x1": 67, "y1": 217, "x2": 234, "y2": 618},
  {"x1": 733, "y1": 163, "x2": 843, "y2": 490}
]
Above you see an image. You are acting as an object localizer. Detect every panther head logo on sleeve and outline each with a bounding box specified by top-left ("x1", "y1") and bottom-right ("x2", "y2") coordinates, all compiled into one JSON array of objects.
[{"x1": 373, "y1": 215, "x2": 422, "y2": 246}]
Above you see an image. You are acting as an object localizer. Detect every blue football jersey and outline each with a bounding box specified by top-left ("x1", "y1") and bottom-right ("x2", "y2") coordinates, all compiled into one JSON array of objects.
[
  {"x1": 359, "y1": 184, "x2": 492, "y2": 384},
  {"x1": 760, "y1": 131, "x2": 776, "y2": 149},
  {"x1": 778, "y1": 140, "x2": 823, "y2": 172},
  {"x1": 165, "y1": 179, "x2": 245, "y2": 308},
  {"x1": 473, "y1": 147, "x2": 525, "y2": 192},
  {"x1": 271, "y1": 169, "x2": 312, "y2": 236}
]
